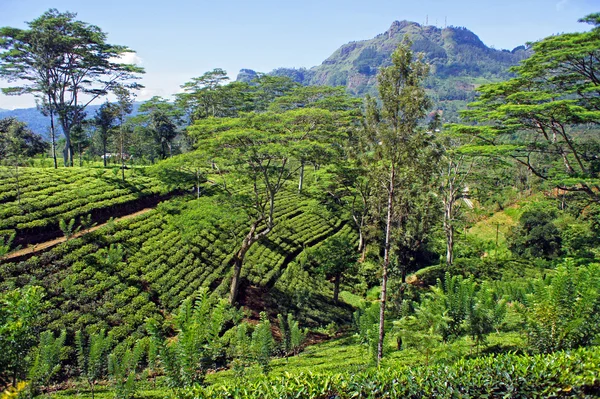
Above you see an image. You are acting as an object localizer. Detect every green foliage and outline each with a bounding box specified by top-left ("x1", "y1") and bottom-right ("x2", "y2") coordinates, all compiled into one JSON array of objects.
[
  {"x1": 0, "y1": 118, "x2": 48, "y2": 161},
  {"x1": 507, "y1": 207, "x2": 562, "y2": 259},
  {"x1": 0, "y1": 285, "x2": 45, "y2": 387},
  {"x1": 251, "y1": 312, "x2": 275, "y2": 375},
  {"x1": 403, "y1": 274, "x2": 506, "y2": 350},
  {"x1": 449, "y1": 13, "x2": 600, "y2": 202},
  {"x1": 227, "y1": 322, "x2": 253, "y2": 380},
  {"x1": 0, "y1": 166, "x2": 172, "y2": 242},
  {"x1": 0, "y1": 232, "x2": 16, "y2": 257},
  {"x1": 146, "y1": 289, "x2": 235, "y2": 388},
  {"x1": 189, "y1": 346, "x2": 600, "y2": 398},
  {"x1": 520, "y1": 262, "x2": 600, "y2": 353},
  {"x1": 76, "y1": 329, "x2": 111, "y2": 399},
  {"x1": 108, "y1": 342, "x2": 144, "y2": 399},
  {"x1": 466, "y1": 282, "x2": 507, "y2": 348},
  {"x1": 0, "y1": 9, "x2": 144, "y2": 166},
  {"x1": 353, "y1": 302, "x2": 380, "y2": 363},
  {"x1": 277, "y1": 313, "x2": 306, "y2": 356},
  {"x1": 59, "y1": 218, "x2": 80, "y2": 240},
  {"x1": 28, "y1": 329, "x2": 66, "y2": 398},
  {"x1": 288, "y1": 314, "x2": 306, "y2": 356},
  {"x1": 304, "y1": 233, "x2": 358, "y2": 302}
]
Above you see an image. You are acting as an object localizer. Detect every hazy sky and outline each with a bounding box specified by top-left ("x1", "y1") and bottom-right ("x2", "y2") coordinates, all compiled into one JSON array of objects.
[{"x1": 0, "y1": 0, "x2": 597, "y2": 109}]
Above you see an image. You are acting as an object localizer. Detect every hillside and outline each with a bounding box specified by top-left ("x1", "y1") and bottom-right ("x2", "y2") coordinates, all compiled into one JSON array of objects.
[
  {"x1": 0, "y1": 166, "x2": 176, "y2": 248},
  {"x1": 238, "y1": 20, "x2": 530, "y2": 120},
  {"x1": 0, "y1": 168, "x2": 355, "y2": 348}
]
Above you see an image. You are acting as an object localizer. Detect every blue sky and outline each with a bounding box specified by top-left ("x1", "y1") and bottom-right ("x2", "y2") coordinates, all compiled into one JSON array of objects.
[{"x1": 0, "y1": 0, "x2": 597, "y2": 109}]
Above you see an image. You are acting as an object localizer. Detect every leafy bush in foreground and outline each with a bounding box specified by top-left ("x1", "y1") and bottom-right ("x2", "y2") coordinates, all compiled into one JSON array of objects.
[{"x1": 187, "y1": 346, "x2": 600, "y2": 398}]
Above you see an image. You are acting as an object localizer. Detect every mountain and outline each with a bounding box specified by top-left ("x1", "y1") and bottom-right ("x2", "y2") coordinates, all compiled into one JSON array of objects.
[
  {"x1": 0, "y1": 103, "x2": 142, "y2": 139},
  {"x1": 238, "y1": 20, "x2": 530, "y2": 121},
  {"x1": 0, "y1": 107, "x2": 54, "y2": 138}
]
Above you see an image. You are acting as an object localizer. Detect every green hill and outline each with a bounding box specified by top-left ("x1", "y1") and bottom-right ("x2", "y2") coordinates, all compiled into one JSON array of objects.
[
  {"x1": 0, "y1": 169, "x2": 355, "y2": 347},
  {"x1": 0, "y1": 166, "x2": 175, "y2": 248}
]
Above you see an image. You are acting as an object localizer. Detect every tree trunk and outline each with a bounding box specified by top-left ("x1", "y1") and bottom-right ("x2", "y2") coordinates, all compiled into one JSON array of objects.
[
  {"x1": 358, "y1": 229, "x2": 364, "y2": 254},
  {"x1": 49, "y1": 106, "x2": 57, "y2": 169},
  {"x1": 229, "y1": 220, "x2": 270, "y2": 304},
  {"x1": 378, "y1": 164, "x2": 395, "y2": 365},
  {"x1": 103, "y1": 138, "x2": 107, "y2": 167},
  {"x1": 229, "y1": 244, "x2": 250, "y2": 305},
  {"x1": 196, "y1": 170, "x2": 201, "y2": 199},
  {"x1": 63, "y1": 134, "x2": 72, "y2": 167},
  {"x1": 444, "y1": 199, "x2": 454, "y2": 268},
  {"x1": 333, "y1": 273, "x2": 341, "y2": 303},
  {"x1": 298, "y1": 162, "x2": 304, "y2": 193},
  {"x1": 120, "y1": 121, "x2": 125, "y2": 182}
]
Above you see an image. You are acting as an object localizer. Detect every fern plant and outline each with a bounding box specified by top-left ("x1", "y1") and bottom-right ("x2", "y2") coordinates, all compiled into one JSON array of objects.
[
  {"x1": 520, "y1": 262, "x2": 600, "y2": 353},
  {"x1": 59, "y1": 218, "x2": 80, "y2": 240},
  {"x1": 251, "y1": 312, "x2": 275, "y2": 374},
  {"x1": 28, "y1": 330, "x2": 66, "y2": 398},
  {"x1": 75, "y1": 330, "x2": 111, "y2": 399},
  {"x1": 0, "y1": 232, "x2": 16, "y2": 257},
  {"x1": 146, "y1": 288, "x2": 234, "y2": 388},
  {"x1": 108, "y1": 342, "x2": 144, "y2": 399},
  {"x1": 288, "y1": 314, "x2": 306, "y2": 356}
]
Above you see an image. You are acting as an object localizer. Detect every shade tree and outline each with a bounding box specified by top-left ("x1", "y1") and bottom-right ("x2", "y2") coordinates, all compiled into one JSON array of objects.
[{"x1": 449, "y1": 14, "x2": 600, "y2": 203}]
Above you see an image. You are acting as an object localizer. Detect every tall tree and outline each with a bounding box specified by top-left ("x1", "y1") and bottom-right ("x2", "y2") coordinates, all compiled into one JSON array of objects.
[
  {"x1": 449, "y1": 13, "x2": 600, "y2": 202},
  {"x1": 0, "y1": 9, "x2": 144, "y2": 166},
  {"x1": 113, "y1": 85, "x2": 134, "y2": 181},
  {"x1": 364, "y1": 38, "x2": 433, "y2": 364},
  {"x1": 136, "y1": 96, "x2": 181, "y2": 159},
  {"x1": 93, "y1": 101, "x2": 119, "y2": 167},
  {"x1": 176, "y1": 68, "x2": 231, "y2": 121}
]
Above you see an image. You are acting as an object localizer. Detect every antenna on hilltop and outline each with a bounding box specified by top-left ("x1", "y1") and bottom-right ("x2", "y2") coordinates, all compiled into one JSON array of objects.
[
  {"x1": 445, "y1": 16, "x2": 447, "y2": 28},
  {"x1": 425, "y1": 15, "x2": 428, "y2": 25}
]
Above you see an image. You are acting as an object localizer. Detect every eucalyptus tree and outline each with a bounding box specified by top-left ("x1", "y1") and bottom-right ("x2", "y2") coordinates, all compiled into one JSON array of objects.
[
  {"x1": 449, "y1": 13, "x2": 600, "y2": 202},
  {"x1": 436, "y1": 126, "x2": 477, "y2": 268},
  {"x1": 364, "y1": 38, "x2": 437, "y2": 364},
  {"x1": 0, "y1": 9, "x2": 144, "y2": 166}
]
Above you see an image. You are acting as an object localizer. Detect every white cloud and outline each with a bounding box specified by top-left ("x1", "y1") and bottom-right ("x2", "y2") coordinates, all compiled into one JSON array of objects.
[
  {"x1": 556, "y1": 0, "x2": 570, "y2": 11},
  {"x1": 110, "y1": 52, "x2": 143, "y2": 66},
  {"x1": 137, "y1": 87, "x2": 165, "y2": 101}
]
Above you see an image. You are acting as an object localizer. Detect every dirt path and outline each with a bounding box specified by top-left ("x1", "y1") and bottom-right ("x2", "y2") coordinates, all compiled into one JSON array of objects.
[{"x1": 2, "y1": 208, "x2": 155, "y2": 262}]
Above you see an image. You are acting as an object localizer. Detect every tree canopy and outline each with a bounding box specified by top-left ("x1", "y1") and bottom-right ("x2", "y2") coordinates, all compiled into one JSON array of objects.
[
  {"x1": 0, "y1": 8, "x2": 144, "y2": 166},
  {"x1": 449, "y1": 13, "x2": 600, "y2": 201}
]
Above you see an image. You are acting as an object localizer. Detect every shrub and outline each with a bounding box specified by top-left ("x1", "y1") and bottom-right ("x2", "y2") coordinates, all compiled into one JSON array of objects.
[
  {"x1": 187, "y1": 347, "x2": 600, "y2": 399},
  {"x1": 507, "y1": 208, "x2": 562, "y2": 259},
  {"x1": 520, "y1": 261, "x2": 600, "y2": 353}
]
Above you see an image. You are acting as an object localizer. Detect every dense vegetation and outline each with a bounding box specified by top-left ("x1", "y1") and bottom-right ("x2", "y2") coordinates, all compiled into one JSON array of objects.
[{"x1": 1, "y1": 8, "x2": 599, "y2": 399}]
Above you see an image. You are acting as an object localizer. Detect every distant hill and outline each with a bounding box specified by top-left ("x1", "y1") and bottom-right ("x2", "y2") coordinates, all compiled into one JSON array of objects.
[
  {"x1": 0, "y1": 103, "x2": 142, "y2": 140},
  {"x1": 238, "y1": 20, "x2": 530, "y2": 121}
]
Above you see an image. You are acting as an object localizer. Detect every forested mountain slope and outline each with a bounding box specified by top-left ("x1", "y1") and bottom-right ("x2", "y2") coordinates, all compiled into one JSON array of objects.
[{"x1": 239, "y1": 20, "x2": 530, "y2": 120}]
